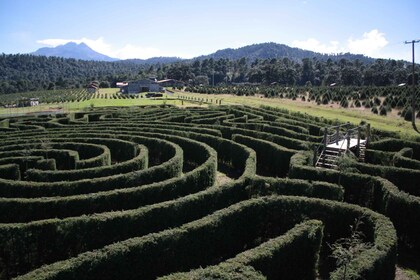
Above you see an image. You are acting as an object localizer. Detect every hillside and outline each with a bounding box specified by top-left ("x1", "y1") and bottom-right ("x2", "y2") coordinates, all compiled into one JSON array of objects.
[
  {"x1": 196, "y1": 42, "x2": 375, "y2": 64},
  {"x1": 0, "y1": 41, "x2": 414, "y2": 94},
  {"x1": 31, "y1": 42, "x2": 375, "y2": 64}
]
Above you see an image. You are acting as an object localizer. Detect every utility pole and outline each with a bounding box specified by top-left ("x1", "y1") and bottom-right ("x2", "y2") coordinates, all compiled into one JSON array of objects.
[{"x1": 404, "y1": 39, "x2": 420, "y2": 130}]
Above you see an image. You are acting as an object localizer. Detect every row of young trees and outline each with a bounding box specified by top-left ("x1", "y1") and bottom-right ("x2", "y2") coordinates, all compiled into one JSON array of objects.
[
  {"x1": 184, "y1": 85, "x2": 420, "y2": 120},
  {"x1": 0, "y1": 53, "x2": 418, "y2": 94}
]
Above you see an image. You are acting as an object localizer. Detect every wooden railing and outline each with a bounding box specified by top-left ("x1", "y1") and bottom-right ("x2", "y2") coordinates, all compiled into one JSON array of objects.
[{"x1": 313, "y1": 123, "x2": 370, "y2": 166}]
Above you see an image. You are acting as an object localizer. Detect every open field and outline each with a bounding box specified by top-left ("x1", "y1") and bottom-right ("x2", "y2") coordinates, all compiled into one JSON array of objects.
[
  {"x1": 0, "y1": 89, "x2": 196, "y2": 117},
  {"x1": 174, "y1": 90, "x2": 419, "y2": 139}
]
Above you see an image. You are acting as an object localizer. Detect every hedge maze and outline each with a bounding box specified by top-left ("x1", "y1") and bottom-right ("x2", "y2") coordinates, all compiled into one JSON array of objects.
[{"x1": 0, "y1": 105, "x2": 419, "y2": 279}]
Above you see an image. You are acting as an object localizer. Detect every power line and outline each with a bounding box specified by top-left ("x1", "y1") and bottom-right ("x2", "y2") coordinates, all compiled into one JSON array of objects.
[{"x1": 404, "y1": 39, "x2": 420, "y2": 132}]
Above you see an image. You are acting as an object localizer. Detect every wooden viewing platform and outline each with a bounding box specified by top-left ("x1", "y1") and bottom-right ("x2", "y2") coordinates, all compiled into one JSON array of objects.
[
  {"x1": 327, "y1": 139, "x2": 367, "y2": 150},
  {"x1": 314, "y1": 123, "x2": 370, "y2": 169}
]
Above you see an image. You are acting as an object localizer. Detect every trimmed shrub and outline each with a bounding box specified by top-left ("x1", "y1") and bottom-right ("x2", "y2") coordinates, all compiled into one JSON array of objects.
[
  {"x1": 232, "y1": 134, "x2": 296, "y2": 177},
  {"x1": 0, "y1": 163, "x2": 20, "y2": 180},
  {"x1": 14, "y1": 196, "x2": 396, "y2": 280}
]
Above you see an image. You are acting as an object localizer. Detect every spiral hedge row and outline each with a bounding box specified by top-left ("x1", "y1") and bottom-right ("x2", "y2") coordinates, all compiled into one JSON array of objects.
[{"x1": 0, "y1": 104, "x2": 418, "y2": 279}]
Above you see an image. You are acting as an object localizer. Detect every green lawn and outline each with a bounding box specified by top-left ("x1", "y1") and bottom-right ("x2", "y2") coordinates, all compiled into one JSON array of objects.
[{"x1": 174, "y1": 91, "x2": 420, "y2": 139}]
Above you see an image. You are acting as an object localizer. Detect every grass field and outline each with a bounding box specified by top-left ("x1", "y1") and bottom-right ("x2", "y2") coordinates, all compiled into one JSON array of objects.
[
  {"x1": 173, "y1": 90, "x2": 420, "y2": 139},
  {"x1": 0, "y1": 89, "x2": 197, "y2": 116}
]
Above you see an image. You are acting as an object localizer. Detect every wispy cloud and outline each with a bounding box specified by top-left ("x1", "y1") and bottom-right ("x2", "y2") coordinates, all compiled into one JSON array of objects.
[
  {"x1": 37, "y1": 37, "x2": 171, "y2": 59},
  {"x1": 291, "y1": 29, "x2": 389, "y2": 57},
  {"x1": 291, "y1": 38, "x2": 343, "y2": 54}
]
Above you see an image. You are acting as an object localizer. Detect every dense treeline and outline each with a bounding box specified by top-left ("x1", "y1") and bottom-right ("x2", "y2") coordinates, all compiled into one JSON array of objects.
[
  {"x1": 0, "y1": 54, "x2": 147, "y2": 94},
  {"x1": 0, "y1": 53, "x2": 418, "y2": 94}
]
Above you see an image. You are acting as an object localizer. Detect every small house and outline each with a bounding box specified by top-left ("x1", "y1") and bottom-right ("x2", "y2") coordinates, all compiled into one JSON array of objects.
[
  {"x1": 17, "y1": 98, "x2": 39, "y2": 107},
  {"x1": 121, "y1": 79, "x2": 162, "y2": 94}
]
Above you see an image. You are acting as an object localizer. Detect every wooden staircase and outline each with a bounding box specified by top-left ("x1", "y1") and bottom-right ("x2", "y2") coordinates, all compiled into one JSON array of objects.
[
  {"x1": 315, "y1": 147, "x2": 340, "y2": 169},
  {"x1": 314, "y1": 123, "x2": 370, "y2": 169}
]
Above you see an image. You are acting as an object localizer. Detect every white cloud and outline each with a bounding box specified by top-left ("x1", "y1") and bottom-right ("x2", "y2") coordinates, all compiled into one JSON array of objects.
[
  {"x1": 347, "y1": 29, "x2": 388, "y2": 56},
  {"x1": 291, "y1": 38, "x2": 343, "y2": 54},
  {"x1": 37, "y1": 37, "x2": 169, "y2": 59},
  {"x1": 291, "y1": 29, "x2": 390, "y2": 57}
]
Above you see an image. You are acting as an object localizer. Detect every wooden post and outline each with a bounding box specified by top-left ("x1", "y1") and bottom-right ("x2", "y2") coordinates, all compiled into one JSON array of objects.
[
  {"x1": 322, "y1": 127, "x2": 328, "y2": 166},
  {"x1": 346, "y1": 133, "x2": 351, "y2": 153},
  {"x1": 356, "y1": 127, "x2": 361, "y2": 157},
  {"x1": 323, "y1": 127, "x2": 328, "y2": 149},
  {"x1": 366, "y1": 123, "x2": 371, "y2": 147},
  {"x1": 313, "y1": 145, "x2": 318, "y2": 166},
  {"x1": 336, "y1": 124, "x2": 340, "y2": 145}
]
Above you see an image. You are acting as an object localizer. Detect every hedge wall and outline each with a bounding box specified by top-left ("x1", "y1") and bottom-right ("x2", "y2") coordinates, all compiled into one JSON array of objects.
[
  {"x1": 0, "y1": 139, "x2": 182, "y2": 198},
  {"x1": 232, "y1": 134, "x2": 296, "y2": 177},
  {"x1": 160, "y1": 220, "x2": 323, "y2": 280},
  {"x1": 289, "y1": 151, "x2": 420, "y2": 255},
  {"x1": 14, "y1": 196, "x2": 396, "y2": 280}
]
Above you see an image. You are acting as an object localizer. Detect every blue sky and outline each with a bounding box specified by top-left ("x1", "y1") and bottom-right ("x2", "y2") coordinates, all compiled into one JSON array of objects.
[{"x1": 0, "y1": 0, "x2": 419, "y2": 60}]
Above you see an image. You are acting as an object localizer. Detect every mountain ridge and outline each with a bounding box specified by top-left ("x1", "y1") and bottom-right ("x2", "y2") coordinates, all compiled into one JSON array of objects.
[
  {"x1": 195, "y1": 42, "x2": 375, "y2": 63},
  {"x1": 31, "y1": 42, "x2": 375, "y2": 64}
]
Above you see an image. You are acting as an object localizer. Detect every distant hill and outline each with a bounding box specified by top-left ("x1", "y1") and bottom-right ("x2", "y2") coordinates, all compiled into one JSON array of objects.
[
  {"x1": 123, "y1": 57, "x2": 183, "y2": 64},
  {"x1": 195, "y1": 42, "x2": 375, "y2": 63},
  {"x1": 31, "y1": 42, "x2": 375, "y2": 64},
  {"x1": 32, "y1": 42, "x2": 119, "y2": 62}
]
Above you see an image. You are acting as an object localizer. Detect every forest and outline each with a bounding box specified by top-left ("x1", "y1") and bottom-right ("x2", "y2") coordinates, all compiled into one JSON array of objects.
[{"x1": 0, "y1": 52, "x2": 418, "y2": 94}]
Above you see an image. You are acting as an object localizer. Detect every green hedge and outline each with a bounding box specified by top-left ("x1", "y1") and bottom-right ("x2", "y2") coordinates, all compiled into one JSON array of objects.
[
  {"x1": 0, "y1": 148, "x2": 78, "y2": 170},
  {"x1": 0, "y1": 119, "x2": 9, "y2": 128},
  {"x1": 0, "y1": 142, "x2": 252, "y2": 278},
  {"x1": 25, "y1": 144, "x2": 147, "y2": 182},
  {"x1": 0, "y1": 139, "x2": 182, "y2": 198},
  {"x1": 289, "y1": 151, "x2": 420, "y2": 255},
  {"x1": 159, "y1": 263, "x2": 265, "y2": 280},
  {"x1": 374, "y1": 177, "x2": 420, "y2": 252},
  {"x1": 267, "y1": 120, "x2": 310, "y2": 134},
  {"x1": 352, "y1": 161, "x2": 420, "y2": 196},
  {"x1": 160, "y1": 220, "x2": 323, "y2": 280},
  {"x1": 14, "y1": 196, "x2": 396, "y2": 280},
  {"x1": 34, "y1": 159, "x2": 56, "y2": 170},
  {"x1": 212, "y1": 125, "x2": 310, "y2": 150},
  {"x1": 232, "y1": 134, "x2": 296, "y2": 177},
  {"x1": 247, "y1": 176, "x2": 344, "y2": 201},
  {"x1": 0, "y1": 163, "x2": 20, "y2": 180},
  {"x1": 369, "y1": 138, "x2": 420, "y2": 160},
  {"x1": 393, "y1": 147, "x2": 420, "y2": 169}
]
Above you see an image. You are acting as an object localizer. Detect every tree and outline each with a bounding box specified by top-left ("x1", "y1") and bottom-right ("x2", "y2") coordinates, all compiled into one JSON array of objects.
[
  {"x1": 329, "y1": 216, "x2": 372, "y2": 280},
  {"x1": 300, "y1": 58, "x2": 314, "y2": 85},
  {"x1": 40, "y1": 137, "x2": 53, "y2": 160}
]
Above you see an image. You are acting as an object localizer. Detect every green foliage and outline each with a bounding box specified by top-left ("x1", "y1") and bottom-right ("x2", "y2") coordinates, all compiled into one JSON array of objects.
[
  {"x1": 329, "y1": 216, "x2": 373, "y2": 280},
  {"x1": 0, "y1": 105, "x2": 416, "y2": 280}
]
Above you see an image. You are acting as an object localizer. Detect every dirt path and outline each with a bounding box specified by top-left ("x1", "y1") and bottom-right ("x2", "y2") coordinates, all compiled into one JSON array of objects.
[
  {"x1": 215, "y1": 171, "x2": 233, "y2": 186},
  {"x1": 395, "y1": 266, "x2": 420, "y2": 280}
]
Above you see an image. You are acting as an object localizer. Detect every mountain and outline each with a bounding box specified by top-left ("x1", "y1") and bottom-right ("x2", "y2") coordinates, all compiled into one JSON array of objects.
[
  {"x1": 31, "y1": 42, "x2": 375, "y2": 64},
  {"x1": 123, "y1": 57, "x2": 183, "y2": 64},
  {"x1": 32, "y1": 42, "x2": 119, "y2": 62},
  {"x1": 195, "y1": 42, "x2": 375, "y2": 64}
]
